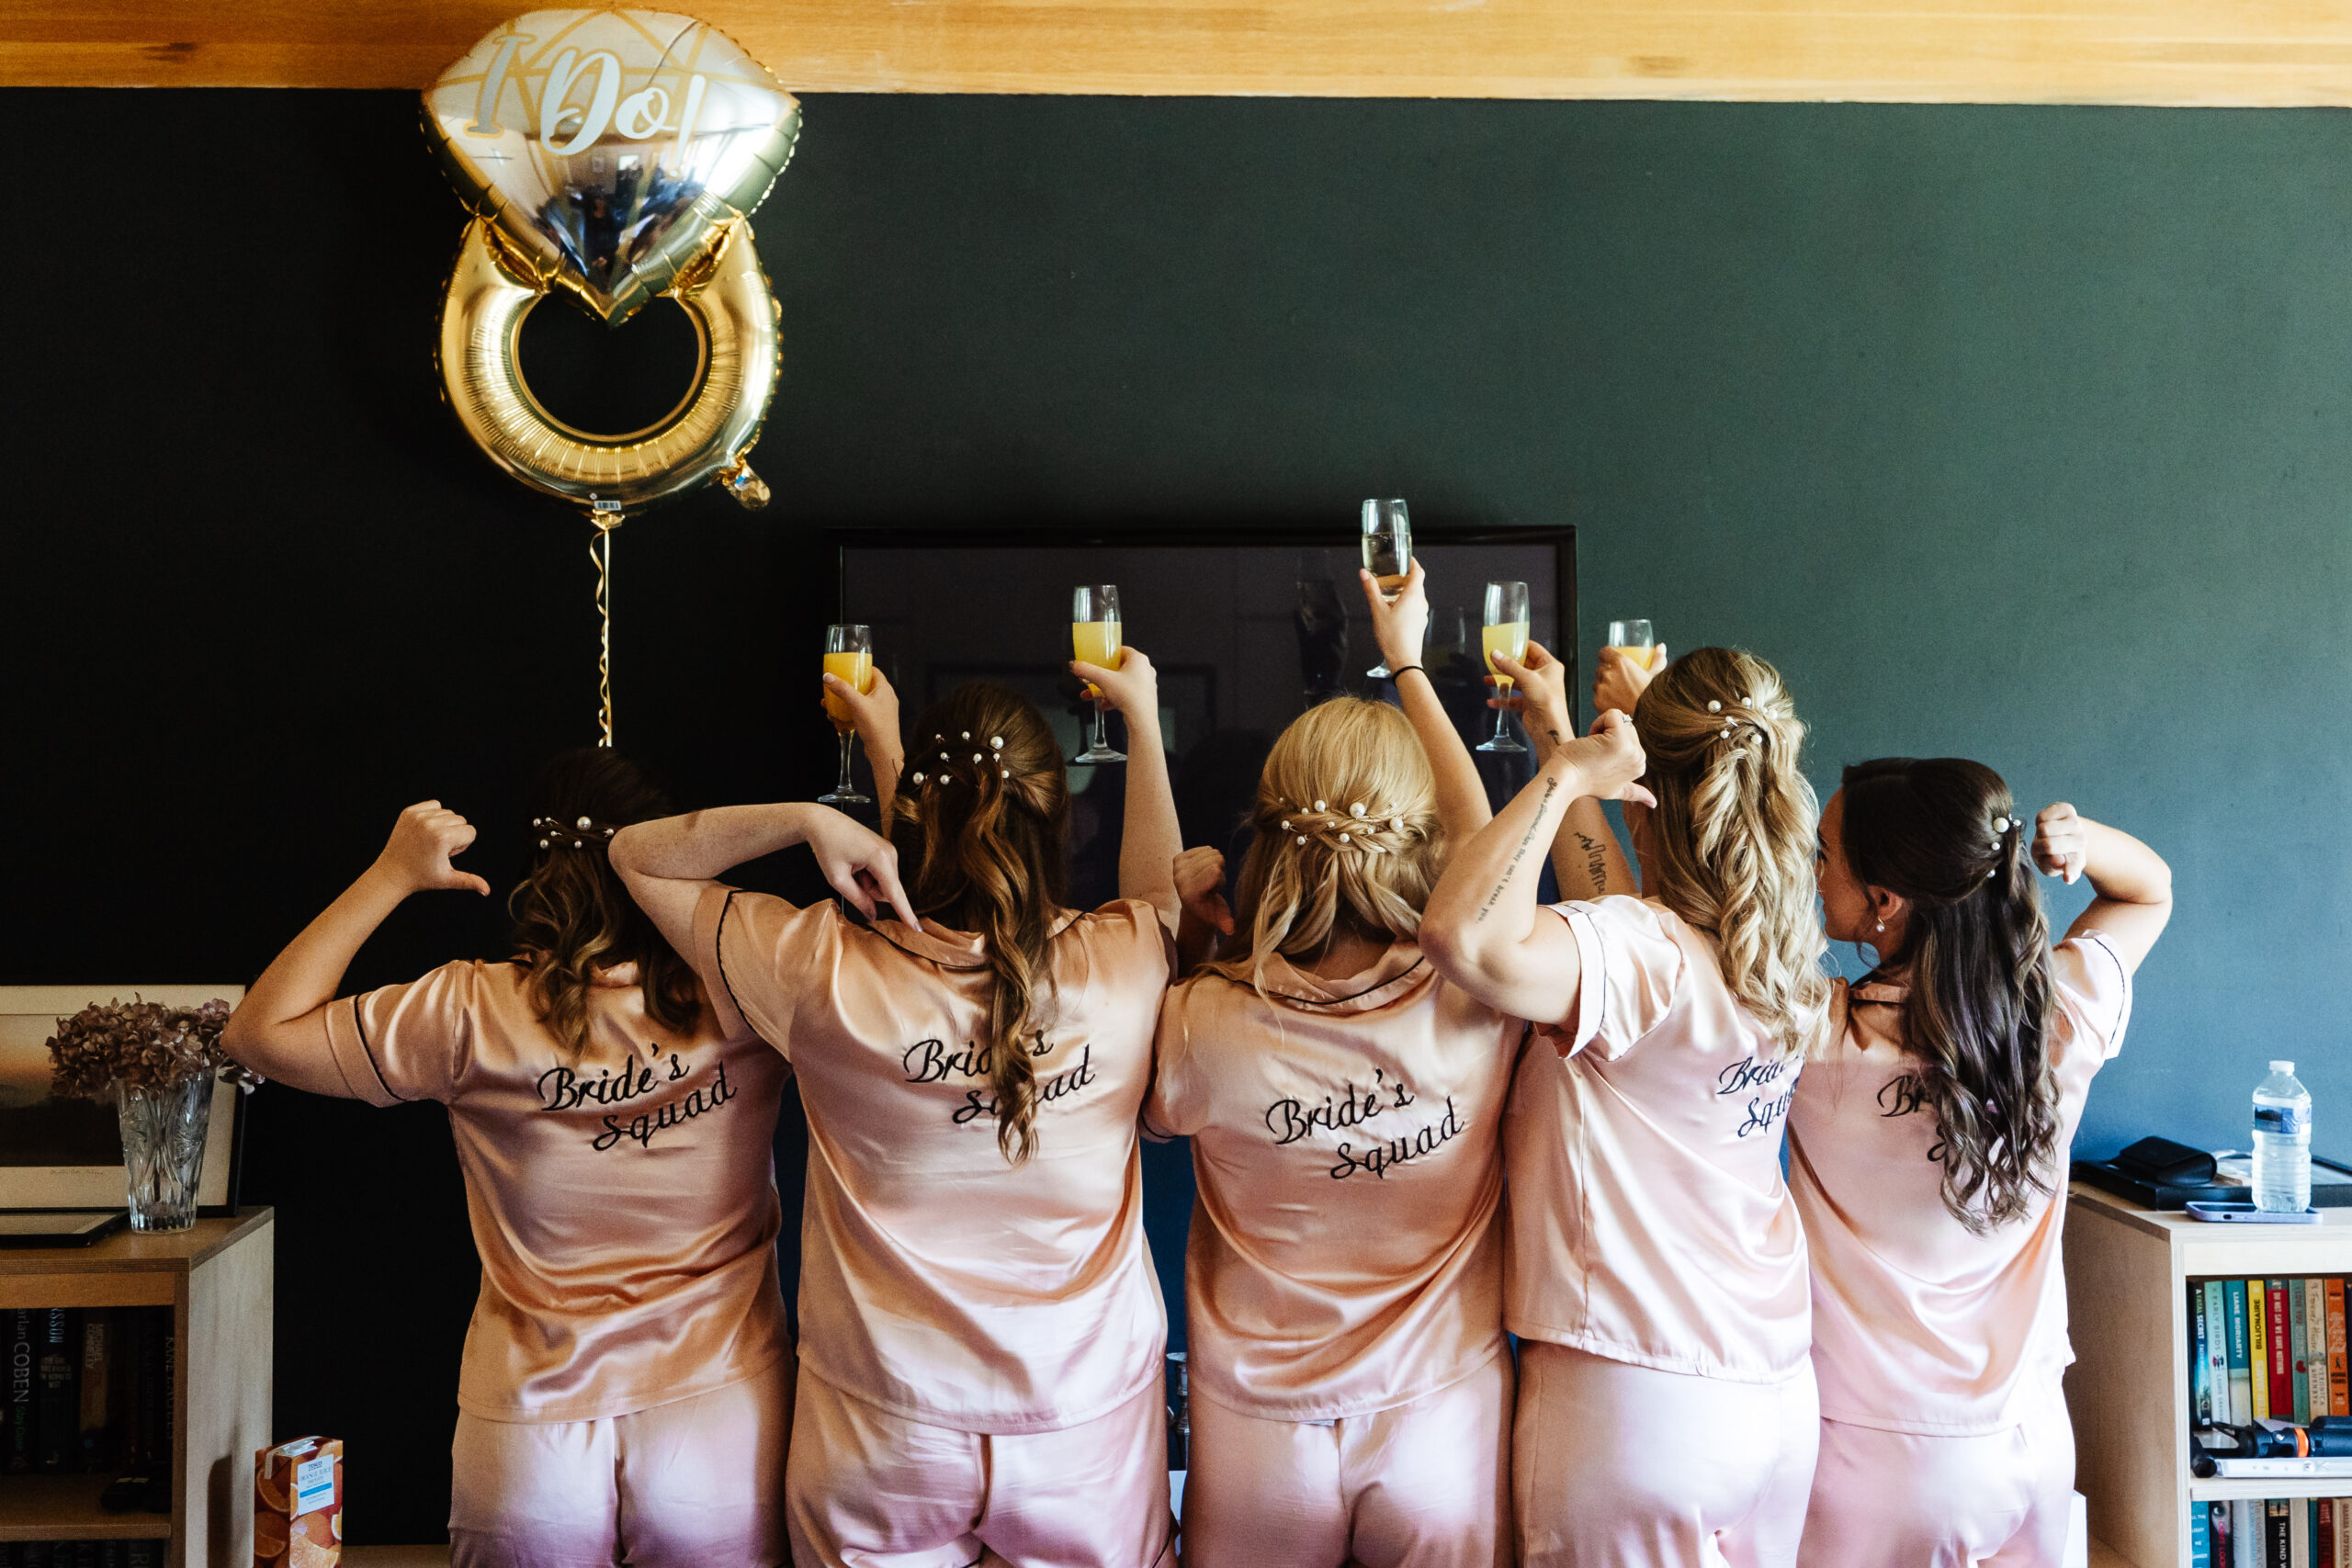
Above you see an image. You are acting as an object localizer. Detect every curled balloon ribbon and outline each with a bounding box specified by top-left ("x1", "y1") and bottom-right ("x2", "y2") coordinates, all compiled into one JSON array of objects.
[
  {"x1": 423, "y1": 10, "x2": 800, "y2": 740},
  {"x1": 593, "y1": 513, "x2": 618, "y2": 745}
]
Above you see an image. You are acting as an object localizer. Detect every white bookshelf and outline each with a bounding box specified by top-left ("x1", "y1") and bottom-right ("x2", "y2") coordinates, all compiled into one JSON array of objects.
[{"x1": 2065, "y1": 1183, "x2": 2352, "y2": 1566}]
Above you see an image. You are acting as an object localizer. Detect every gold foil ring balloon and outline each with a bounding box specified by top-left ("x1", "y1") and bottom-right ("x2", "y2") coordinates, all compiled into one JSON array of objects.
[{"x1": 424, "y1": 10, "x2": 799, "y2": 512}]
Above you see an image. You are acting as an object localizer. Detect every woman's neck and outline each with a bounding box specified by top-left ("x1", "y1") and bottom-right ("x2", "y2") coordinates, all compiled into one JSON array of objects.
[{"x1": 1298, "y1": 926, "x2": 1392, "y2": 981}]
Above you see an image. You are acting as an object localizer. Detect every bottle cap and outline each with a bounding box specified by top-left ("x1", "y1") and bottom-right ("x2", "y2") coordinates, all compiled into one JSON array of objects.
[{"x1": 2271, "y1": 1059, "x2": 2296, "y2": 1074}]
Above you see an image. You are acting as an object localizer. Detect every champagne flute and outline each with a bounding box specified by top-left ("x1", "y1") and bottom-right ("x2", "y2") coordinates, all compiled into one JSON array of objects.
[
  {"x1": 1071, "y1": 585, "x2": 1127, "y2": 764},
  {"x1": 1361, "y1": 498, "x2": 1411, "y2": 680},
  {"x1": 1606, "y1": 618, "x2": 1657, "y2": 672},
  {"x1": 818, "y1": 623, "x2": 874, "y2": 805},
  {"x1": 1476, "y1": 581, "x2": 1530, "y2": 754}
]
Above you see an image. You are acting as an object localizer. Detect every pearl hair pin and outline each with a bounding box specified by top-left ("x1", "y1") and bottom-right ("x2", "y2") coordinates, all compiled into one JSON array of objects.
[
  {"x1": 1707, "y1": 700, "x2": 1722, "y2": 713},
  {"x1": 1351, "y1": 803, "x2": 1366, "y2": 818}
]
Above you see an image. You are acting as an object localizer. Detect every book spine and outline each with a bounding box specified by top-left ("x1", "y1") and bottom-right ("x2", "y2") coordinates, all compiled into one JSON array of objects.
[
  {"x1": 2298, "y1": 1278, "x2": 2314, "y2": 1424},
  {"x1": 2297, "y1": 1496, "x2": 2313, "y2": 1568},
  {"x1": 2319, "y1": 1498, "x2": 2333, "y2": 1568},
  {"x1": 2313, "y1": 1279, "x2": 2331, "y2": 1415},
  {"x1": 2244, "y1": 1497, "x2": 2263, "y2": 1568},
  {"x1": 2197, "y1": 1497, "x2": 2212, "y2": 1568},
  {"x1": 2275, "y1": 1497, "x2": 2294, "y2": 1568},
  {"x1": 5, "y1": 1308, "x2": 30, "y2": 1474},
  {"x1": 2214, "y1": 1281, "x2": 2239, "y2": 1424},
  {"x1": 159, "y1": 1317, "x2": 175, "y2": 1473},
  {"x1": 2197, "y1": 1284, "x2": 2215, "y2": 1426},
  {"x1": 2275, "y1": 1281, "x2": 2295, "y2": 1414},
  {"x1": 2255, "y1": 1280, "x2": 2273, "y2": 1420},
  {"x1": 127, "y1": 1316, "x2": 154, "y2": 1476},
  {"x1": 2332, "y1": 1279, "x2": 2349, "y2": 1417},
  {"x1": 34, "y1": 1307, "x2": 74, "y2": 1473},
  {"x1": 76, "y1": 1308, "x2": 109, "y2": 1473},
  {"x1": 2233, "y1": 1284, "x2": 2256, "y2": 1426}
]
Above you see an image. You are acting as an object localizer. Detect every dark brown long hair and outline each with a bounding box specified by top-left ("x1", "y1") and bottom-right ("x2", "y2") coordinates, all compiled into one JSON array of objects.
[
  {"x1": 510, "y1": 748, "x2": 702, "y2": 1055},
  {"x1": 888, "y1": 684, "x2": 1073, "y2": 1164},
  {"x1": 1840, "y1": 757, "x2": 2057, "y2": 1234}
]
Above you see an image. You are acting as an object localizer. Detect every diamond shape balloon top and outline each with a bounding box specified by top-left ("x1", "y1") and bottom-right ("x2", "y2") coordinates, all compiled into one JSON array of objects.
[{"x1": 424, "y1": 10, "x2": 800, "y2": 323}]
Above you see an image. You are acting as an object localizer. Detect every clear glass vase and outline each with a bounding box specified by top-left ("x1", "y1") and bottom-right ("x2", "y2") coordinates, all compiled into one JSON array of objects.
[{"x1": 117, "y1": 1075, "x2": 212, "y2": 1232}]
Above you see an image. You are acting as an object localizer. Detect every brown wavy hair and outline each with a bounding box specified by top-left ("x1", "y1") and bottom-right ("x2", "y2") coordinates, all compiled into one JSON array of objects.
[
  {"x1": 888, "y1": 683, "x2": 1073, "y2": 1164},
  {"x1": 1634, "y1": 647, "x2": 1831, "y2": 1060},
  {"x1": 510, "y1": 748, "x2": 702, "y2": 1055},
  {"x1": 1212, "y1": 697, "x2": 1443, "y2": 998},
  {"x1": 1839, "y1": 757, "x2": 2058, "y2": 1233}
]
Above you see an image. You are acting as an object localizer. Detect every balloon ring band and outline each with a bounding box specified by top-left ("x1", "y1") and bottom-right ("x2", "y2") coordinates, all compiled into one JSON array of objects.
[{"x1": 437, "y1": 217, "x2": 778, "y2": 513}]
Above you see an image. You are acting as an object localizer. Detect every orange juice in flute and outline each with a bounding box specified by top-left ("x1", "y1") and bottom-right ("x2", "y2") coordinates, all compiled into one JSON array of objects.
[
  {"x1": 1071, "y1": 584, "x2": 1126, "y2": 763},
  {"x1": 819, "y1": 624, "x2": 874, "y2": 805}
]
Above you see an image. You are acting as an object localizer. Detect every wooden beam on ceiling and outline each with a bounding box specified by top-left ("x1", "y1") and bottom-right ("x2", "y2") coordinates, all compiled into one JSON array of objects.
[{"x1": 7, "y1": 0, "x2": 2352, "y2": 104}]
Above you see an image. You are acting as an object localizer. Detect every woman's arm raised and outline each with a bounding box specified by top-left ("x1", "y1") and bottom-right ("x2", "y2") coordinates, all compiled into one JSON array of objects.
[
  {"x1": 824, "y1": 665, "x2": 905, "y2": 827},
  {"x1": 1072, "y1": 647, "x2": 1182, "y2": 929},
  {"x1": 1419, "y1": 714, "x2": 1654, "y2": 1021},
  {"x1": 1358, "y1": 562, "x2": 1491, "y2": 844},
  {"x1": 610, "y1": 803, "x2": 920, "y2": 961},
  {"x1": 2031, "y1": 803, "x2": 2172, "y2": 974},
  {"x1": 221, "y1": 801, "x2": 492, "y2": 1095},
  {"x1": 1492, "y1": 642, "x2": 1641, "y2": 901}
]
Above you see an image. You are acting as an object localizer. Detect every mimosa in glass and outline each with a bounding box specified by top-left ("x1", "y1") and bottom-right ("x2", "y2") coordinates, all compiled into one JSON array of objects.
[
  {"x1": 819, "y1": 624, "x2": 874, "y2": 805},
  {"x1": 1072, "y1": 585, "x2": 1126, "y2": 764},
  {"x1": 1606, "y1": 617, "x2": 1657, "y2": 672},
  {"x1": 1361, "y1": 498, "x2": 1411, "y2": 680},
  {"x1": 1477, "y1": 581, "x2": 1530, "y2": 754}
]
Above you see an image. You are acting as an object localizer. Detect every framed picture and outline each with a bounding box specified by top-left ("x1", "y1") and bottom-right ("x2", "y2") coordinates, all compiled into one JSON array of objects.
[
  {"x1": 0, "y1": 985, "x2": 249, "y2": 1214},
  {"x1": 828, "y1": 525, "x2": 1576, "y2": 909}
]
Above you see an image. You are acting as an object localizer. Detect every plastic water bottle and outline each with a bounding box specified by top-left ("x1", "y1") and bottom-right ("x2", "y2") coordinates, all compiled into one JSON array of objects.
[{"x1": 2253, "y1": 1060, "x2": 2312, "y2": 1213}]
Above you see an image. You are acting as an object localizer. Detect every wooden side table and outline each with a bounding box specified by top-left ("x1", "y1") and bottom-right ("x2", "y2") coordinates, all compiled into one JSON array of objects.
[{"x1": 0, "y1": 1207, "x2": 273, "y2": 1568}]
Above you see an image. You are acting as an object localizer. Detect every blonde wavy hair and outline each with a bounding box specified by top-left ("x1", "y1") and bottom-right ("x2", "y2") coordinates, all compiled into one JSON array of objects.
[
  {"x1": 1634, "y1": 647, "x2": 1831, "y2": 1060},
  {"x1": 1209, "y1": 698, "x2": 1444, "y2": 998}
]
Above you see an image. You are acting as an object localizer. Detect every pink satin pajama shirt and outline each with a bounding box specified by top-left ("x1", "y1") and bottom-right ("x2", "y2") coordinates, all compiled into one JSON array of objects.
[
  {"x1": 1790, "y1": 932, "x2": 2132, "y2": 1568},
  {"x1": 696, "y1": 887, "x2": 1176, "y2": 1568},
  {"x1": 1147, "y1": 944, "x2": 1516, "y2": 1568},
  {"x1": 313, "y1": 961, "x2": 796, "y2": 1567},
  {"x1": 1510, "y1": 896, "x2": 1820, "y2": 1568}
]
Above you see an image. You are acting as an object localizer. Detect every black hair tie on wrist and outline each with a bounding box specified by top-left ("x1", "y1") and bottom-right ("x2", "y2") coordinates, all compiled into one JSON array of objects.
[{"x1": 1388, "y1": 664, "x2": 1426, "y2": 681}]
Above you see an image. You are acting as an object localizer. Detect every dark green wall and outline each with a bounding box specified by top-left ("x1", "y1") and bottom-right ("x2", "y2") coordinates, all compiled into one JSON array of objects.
[{"x1": 5, "y1": 89, "x2": 2346, "y2": 1540}]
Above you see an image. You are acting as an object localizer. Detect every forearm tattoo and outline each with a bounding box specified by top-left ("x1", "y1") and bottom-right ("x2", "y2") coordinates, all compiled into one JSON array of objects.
[
  {"x1": 1574, "y1": 831, "x2": 1607, "y2": 896},
  {"x1": 1477, "y1": 775, "x2": 1562, "y2": 921}
]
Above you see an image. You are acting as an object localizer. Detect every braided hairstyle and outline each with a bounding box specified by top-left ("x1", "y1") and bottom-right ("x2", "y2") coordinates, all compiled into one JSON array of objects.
[
  {"x1": 1209, "y1": 697, "x2": 1444, "y2": 999},
  {"x1": 1632, "y1": 647, "x2": 1831, "y2": 1061},
  {"x1": 1839, "y1": 757, "x2": 2058, "y2": 1234},
  {"x1": 511, "y1": 748, "x2": 703, "y2": 1056},
  {"x1": 888, "y1": 682, "x2": 1072, "y2": 1165}
]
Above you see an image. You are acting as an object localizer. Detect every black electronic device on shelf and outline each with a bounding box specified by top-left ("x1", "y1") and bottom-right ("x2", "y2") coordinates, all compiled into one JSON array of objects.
[{"x1": 2073, "y1": 1135, "x2": 2352, "y2": 1210}]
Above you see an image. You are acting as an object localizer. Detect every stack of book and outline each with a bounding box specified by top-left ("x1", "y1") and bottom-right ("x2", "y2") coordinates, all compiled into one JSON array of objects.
[
  {"x1": 1, "y1": 1307, "x2": 174, "y2": 1476},
  {"x1": 0, "y1": 1546, "x2": 164, "y2": 1567},
  {"x1": 2191, "y1": 1278, "x2": 2350, "y2": 1427},
  {"x1": 2199, "y1": 1498, "x2": 2352, "y2": 1564}
]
